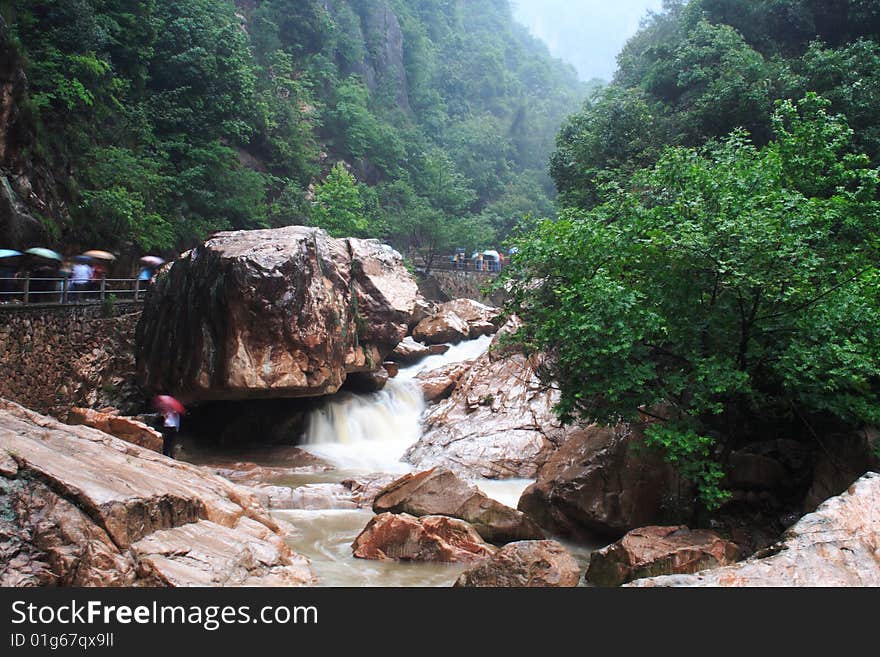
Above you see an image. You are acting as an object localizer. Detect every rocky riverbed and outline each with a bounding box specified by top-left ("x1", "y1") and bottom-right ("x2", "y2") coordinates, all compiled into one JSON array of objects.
[{"x1": 2, "y1": 226, "x2": 878, "y2": 588}]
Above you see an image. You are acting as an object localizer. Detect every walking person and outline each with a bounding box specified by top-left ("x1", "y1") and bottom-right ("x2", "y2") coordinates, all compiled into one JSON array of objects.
[{"x1": 153, "y1": 395, "x2": 185, "y2": 459}]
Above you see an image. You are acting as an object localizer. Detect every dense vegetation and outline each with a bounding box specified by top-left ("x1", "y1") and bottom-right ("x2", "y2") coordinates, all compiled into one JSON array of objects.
[
  {"x1": 506, "y1": 0, "x2": 880, "y2": 508},
  {"x1": 1, "y1": 0, "x2": 583, "y2": 258}
]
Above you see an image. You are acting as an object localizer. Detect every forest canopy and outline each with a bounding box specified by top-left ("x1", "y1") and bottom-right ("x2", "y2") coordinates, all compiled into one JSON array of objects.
[
  {"x1": 1, "y1": 0, "x2": 584, "y2": 258},
  {"x1": 506, "y1": 0, "x2": 880, "y2": 508}
]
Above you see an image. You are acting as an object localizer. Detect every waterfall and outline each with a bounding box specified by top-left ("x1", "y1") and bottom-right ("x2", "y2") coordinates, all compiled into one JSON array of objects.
[
  {"x1": 301, "y1": 335, "x2": 493, "y2": 473},
  {"x1": 302, "y1": 378, "x2": 425, "y2": 473}
]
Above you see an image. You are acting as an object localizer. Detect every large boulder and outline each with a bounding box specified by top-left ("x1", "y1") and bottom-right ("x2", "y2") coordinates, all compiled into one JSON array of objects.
[
  {"x1": 388, "y1": 336, "x2": 448, "y2": 365},
  {"x1": 404, "y1": 321, "x2": 578, "y2": 478},
  {"x1": 454, "y1": 540, "x2": 582, "y2": 588},
  {"x1": 351, "y1": 513, "x2": 497, "y2": 563},
  {"x1": 0, "y1": 399, "x2": 314, "y2": 587},
  {"x1": 517, "y1": 423, "x2": 689, "y2": 539},
  {"x1": 586, "y1": 526, "x2": 741, "y2": 587},
  {"x1": 438, "y1": 299, "x2": 502, "y2": 333},
  {"x1": 136, "y1": 226, "x2": 420, "y2": 403},
  {"x1": 410, "y1": 299, "x2": 503, "y2": 346},
  {"x1": 412, "y1": 309, "x2": 471, "y2": 345},
  {"x1": 67, "y1": 407, "x2": 163, "y2": 453},
  {"x1": 628, "y1": 473, "x2": 880, "y2": 587},
  {"x1": 373, "y1": 468, "x2": 544, "y2": 543}
]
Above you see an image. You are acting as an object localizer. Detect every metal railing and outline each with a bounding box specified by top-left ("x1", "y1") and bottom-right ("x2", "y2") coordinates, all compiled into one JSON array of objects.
[
  {"x1": 415, "y1": 260, "x2": 505, "y2": 273},
  {"x1": 0, "y1": 277, "x2": 148, "y2": 307}
]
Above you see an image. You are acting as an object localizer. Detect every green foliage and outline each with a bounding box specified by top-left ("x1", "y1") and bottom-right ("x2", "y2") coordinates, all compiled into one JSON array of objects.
[
  {"x1": 310, "y1": 164, "x2": 370, "y2": 238},
  {"x1": 7, "y1": 0, "x2": 582, "y2": 258},
  {"x1": 643, "y1": 424, "x2": 730, "y2": 511},
  {"x1": 556, "y1": 0, "x2": 880, "y2": 213},
  {"x1": 505, "y1": 97, "x2": 880, "y2": 509}
]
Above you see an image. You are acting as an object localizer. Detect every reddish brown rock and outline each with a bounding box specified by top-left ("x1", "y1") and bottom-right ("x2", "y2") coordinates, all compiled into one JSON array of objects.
[
  {"x1": 628, "y1": 473, "x2": 880, "y2": 587},
  {"x1": 517, "y1": 423, "x2": 690, "y2": 539},
  {"x1": 414, "y1": 359, "x2": 473, "y2": 403},
  {"x1": 412, "y1": 310, "x2": 471, "y2": 345},
  {"x1": 438, "y1": 299, "x2": 502, "y2": 329},
  {"x1": 803, "y1": 429, "x2": 879, "y2": 513},
  {"x1": 352, "y1": 513, "x2": 497, "y2": 563},
  {"x1": 383, "y1": 361, "x2": 400, "y2": 378},
  {"x1": 408, "y1": 297, "x2": 438, "y2": 329},
  {"x1": 67, "y1": 407, "x2": 163, "y2": 453},
  {"x1": 373, "y1": 468, "x2": 544, "y2": 543},
  {"x1": 454, "y1": 540, "x2": 582, "y2": 588},
  {"x1": 0, "y1": 399, "x2": 315, "y2": 587},
  {"x1": 586, "y1": 526, "x2": 741, "y2": 587},
  {"x1": 136, "y1": 226, "x2": 420, "y2": 403}
]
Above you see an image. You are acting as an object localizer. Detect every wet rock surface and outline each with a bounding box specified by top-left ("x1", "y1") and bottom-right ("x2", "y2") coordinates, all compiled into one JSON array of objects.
[
  {"x1": 412, "y1": 309, "x2": 471, "y2": 345},
  {"x1": 255, "y1": 474, "x2": 396, "y2": 511},
  {"x1": 136, "y1": 226, "x2": 420, "y2": 403},
  {"x1": 586, "y1": 526, "x2": 741, "y2": 587},
  {"x1": 67, "y1": 407, "x2": 163, "y2": 453},
  {"x1": 0, "y1": 399, "x2": 314, "y2": 586},
  {"x1": 454, "y1": 540, "x2": 581, "y2": 588},
  {"x1": 414, "y1": 359, "x2": 474, "y2": 403},
  {"x1": 405, "y1": 321, "x2": 578, "y2": 478},
  {"x1": 518, "y1": 423, "x2": 688, "y2": 539},
  {"x1": 352, "y1": 513, "x2": 497, "y2": 563},
  {"x1": 628, "y1": 473, "x2": 880, "y2": 587},
  {"x1": 372, "y1": 468, "x2": 544, "y2": 543}
]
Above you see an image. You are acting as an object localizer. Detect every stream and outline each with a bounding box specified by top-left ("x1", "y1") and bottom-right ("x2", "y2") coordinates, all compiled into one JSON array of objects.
[{"x1": 182, "y1": 335, "x2": 592, "y2": 586}]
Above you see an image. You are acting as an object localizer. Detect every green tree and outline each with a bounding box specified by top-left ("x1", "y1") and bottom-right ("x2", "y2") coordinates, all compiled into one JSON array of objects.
[
  {"x1": 504, "y1": 96, "x2": 880, "y2": 509},
  {"x1": 310, "y1": 163, "x2": 370, "y2": 238}
]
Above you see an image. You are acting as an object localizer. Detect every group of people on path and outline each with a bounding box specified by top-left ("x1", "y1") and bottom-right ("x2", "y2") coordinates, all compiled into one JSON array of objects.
[
  {"x1": 0, "y1": 248, "x2": 165, "y2": 303},
  {"x1": 450, "y1": 249, "x2": 508, "y2": 272}
]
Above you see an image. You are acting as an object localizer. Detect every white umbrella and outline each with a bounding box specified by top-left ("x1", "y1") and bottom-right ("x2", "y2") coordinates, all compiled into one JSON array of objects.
[{"x1": 483, "y1": 250, "x2": 500, "y2": 260}]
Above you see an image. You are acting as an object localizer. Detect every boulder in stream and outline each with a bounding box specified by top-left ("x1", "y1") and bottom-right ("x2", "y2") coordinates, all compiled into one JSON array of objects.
[
  {"x1": 136, "y1": 226, "x2": 421, "y2": 403},
  {"x1": 352, "y1": 513, "x2": 497, "y2": 563},
  {"x1": 411, "y1": 309, "x2": 471, "y2": 345},
  {"x1": 627, "y1": 473, "x2": 880, "y2": 587},
  {"x1": 404, "y1": 319, "x2": 578, "y2": 479},
  {"x1": 454, "y1": 540, "x2": 582, "y2": 588},
  {"x1": 373, "y1": 467, "x2": 544, "y2": 543},
  {"x1": 414, "y1": 359, "x2": 474, "y2": 403},
  {"x1": 585, "y1": 526, "x2": 741, "y2": 587},
  {"x1": 518, "y1": 422, "x2": 688, "y2": 539}
]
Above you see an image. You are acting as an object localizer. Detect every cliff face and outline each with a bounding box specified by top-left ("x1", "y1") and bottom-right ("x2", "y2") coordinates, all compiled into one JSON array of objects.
[
  {"x1": 349, "y1": 1, "x2": 410, "y2": 113},
  {"x1": 0, "y1": 16, "x2": 48, "y2": 249}
]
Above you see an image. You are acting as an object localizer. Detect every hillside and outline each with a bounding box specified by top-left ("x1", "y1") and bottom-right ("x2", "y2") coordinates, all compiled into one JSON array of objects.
[
  {"x1": 0, "y1": 0, "x2": 584, "y2": 258},
  {"x1": 551, "y1": 0, "x2": 880, "y2": 209}
]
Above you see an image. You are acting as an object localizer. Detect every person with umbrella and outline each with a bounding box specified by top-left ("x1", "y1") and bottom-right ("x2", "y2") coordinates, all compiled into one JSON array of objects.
[
  {"x1": 138, "y1": 256, "x2": 165, "y2": 285},
  {"x1": 70, "y1": 255, "x2": 93, "y2": 301},
  {"x1": 24, "y1": 248, "x2": 63, "y2": 302},
  {"x1": 0, "y1": 250, "x2": 23, "y2": 302},
  {"x1": 153, "y1": 394, "x2": 185, "y2": 458}
]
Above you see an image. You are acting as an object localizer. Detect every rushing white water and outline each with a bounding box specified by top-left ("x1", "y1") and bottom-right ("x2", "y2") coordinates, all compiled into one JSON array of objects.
[
  {"x1": 281, "y1": 334, "x2": 554, "y2": 585},
  {"x1": 396, "y1": 333, "x2": 493, "y2": 380},
  {"x1": 301, "y1": 334, "x2": 493, "y2": 473},
  {"x1": 302, "y1": 378, "x2": 424, "y2": 474}
]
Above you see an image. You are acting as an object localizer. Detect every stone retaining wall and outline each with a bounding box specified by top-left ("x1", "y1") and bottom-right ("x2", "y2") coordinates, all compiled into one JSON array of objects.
[
  {"x1": 0, "y1": 303, "x2": 142, "y2": 419},
  {"x1": 420, "y1": 271, "x2": 505, "y2": 306}
]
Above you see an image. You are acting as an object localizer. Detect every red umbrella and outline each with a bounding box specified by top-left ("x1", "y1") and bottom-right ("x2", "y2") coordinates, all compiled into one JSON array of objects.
[{"x1": 153, "y1": 395, "x2": 185, "y2": 415}]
